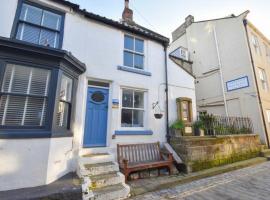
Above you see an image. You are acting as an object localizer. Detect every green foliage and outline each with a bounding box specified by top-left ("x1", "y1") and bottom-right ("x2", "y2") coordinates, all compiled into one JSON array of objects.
[
  {"x1": 192, "y1": 120, "x2": 205, "y2": 130},
  {"x1": 170, "y1": 120, "x2": 185, "y2": 130}
]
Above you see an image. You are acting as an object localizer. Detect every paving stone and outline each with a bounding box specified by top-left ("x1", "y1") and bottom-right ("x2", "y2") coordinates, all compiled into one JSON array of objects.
[{"x1": 130, "y1": 161, "x2": 270, "y2": 200}]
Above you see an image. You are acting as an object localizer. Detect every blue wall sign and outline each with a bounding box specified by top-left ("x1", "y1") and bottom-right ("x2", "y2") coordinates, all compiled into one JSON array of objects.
[{"x1": 226, "y1": 76, "x2": 249, "y2": 92}]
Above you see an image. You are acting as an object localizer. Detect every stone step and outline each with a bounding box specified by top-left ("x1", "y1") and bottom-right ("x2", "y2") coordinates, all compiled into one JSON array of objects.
[
  {"x1": 79, "y1": 153, "x2": 115, "y2": 165},
  {"x1": 89, "y1": 172, "x2": 124, "y2": 189},
  {"x1": 91, "y1": 183, "x2": 130, "y2": 200},
  {"x1": 80, "y1": 162, "x2": 119, "y2": 177},
  {"x1": 261, "y1": 149, "x2": 270, "y2": 157}
]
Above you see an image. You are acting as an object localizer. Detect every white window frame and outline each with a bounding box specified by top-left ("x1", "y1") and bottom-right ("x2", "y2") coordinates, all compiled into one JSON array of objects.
[
  {"x1": 120, "y1": 87, "x2": 147, "y2": 129},
  {"x1": 123, "y1": 34, "x2": 146, "y2": 70},
  {"x1": 258, "y1": 68, "x2": 268, "y2": 91},
  {"x1": 251, "y1": 34, "x2": 261, "y2": 55},
  {"x1": 264, "y1": 43, "x2": 270, "y2": 63}
]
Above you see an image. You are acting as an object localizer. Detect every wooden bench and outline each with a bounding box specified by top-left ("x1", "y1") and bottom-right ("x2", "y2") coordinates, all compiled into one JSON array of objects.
[{"x1": 117, "y1": 142, "x2": 173, "y2": 182}]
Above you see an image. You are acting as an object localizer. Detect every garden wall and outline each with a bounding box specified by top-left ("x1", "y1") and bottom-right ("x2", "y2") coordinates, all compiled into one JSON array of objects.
[{"x1": 170, "y1": 134, "x2": 262, "y2": 172}]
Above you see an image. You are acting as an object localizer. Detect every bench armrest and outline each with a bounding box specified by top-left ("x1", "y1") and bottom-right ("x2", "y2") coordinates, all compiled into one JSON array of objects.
[{"x1": 160, "y1": 151, "x2": 173, "y2": 162}]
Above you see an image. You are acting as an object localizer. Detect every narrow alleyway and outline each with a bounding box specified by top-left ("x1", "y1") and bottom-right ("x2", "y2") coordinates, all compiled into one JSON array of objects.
[{"x1": 131, "y1": 161, "x2": 270, "y2": 200}]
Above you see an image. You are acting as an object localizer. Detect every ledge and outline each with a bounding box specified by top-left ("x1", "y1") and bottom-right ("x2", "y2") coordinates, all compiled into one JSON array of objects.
[
  {"x1": 117, "y1": 65, "x2": 152, "y2": 76},
  {"x1": 115, "y1": 130, "x2": 153, "y2": 135}
]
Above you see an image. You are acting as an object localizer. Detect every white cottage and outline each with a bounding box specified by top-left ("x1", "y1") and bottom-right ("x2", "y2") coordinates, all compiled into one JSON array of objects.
[{"x1": 0, "y1": 0, "x2": 196, "y2": 198}]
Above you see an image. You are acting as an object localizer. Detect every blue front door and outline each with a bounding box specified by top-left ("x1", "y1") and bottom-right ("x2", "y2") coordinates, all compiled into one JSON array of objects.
[{"x1": 83, "y1": 87, "x2": 109, "y2": 147}]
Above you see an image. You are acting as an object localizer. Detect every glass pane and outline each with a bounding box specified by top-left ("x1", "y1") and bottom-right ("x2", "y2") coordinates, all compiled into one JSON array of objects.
[
  {"x1": 135, "y1": 39, "x2": 144, "y2": 53},
  {"x1": 121, "y1": 109, "x2": 132, "y2": 127},
  {"x1": 0, "y1": 95, "x2": 25, "y2": 126},
  {"x1": 124, "y1": 51, "x2": 133, "y2": 67},
  {"x1": 24, "y1": 97, "x2": 47, "y2": 126},
  {"x1": 11, "y1": 65, "x2": 31, "y2": 94},
  {"x1": 20, "y1": 3, "x2": 42, "y2": 25},
  {"x1": 133, "y1": 110, "x2": 144, "y2": 127},
  {"x1": 16, "y1": 23, "x2": 40, "y2": 44},
  {"x1": 91, "y1": 92, "x2": 105, "y2": 103},
  {"x1": 42, "y1": 11, "x2": 61, "y2": 30},
  {"x1": 134, "y1": 91, "x2": 144, "y2": 108},
  {"x1": 39, "y1": 29, "x2": 59, "y2": 48},
  {"x1": 30, "y1": 68, "x2": 51, "y2": 96},
  {"x1": 124, "y1": 35, "x2": 134, "y2": 50},
  {"x1": 122, "y1": 90, "x2": 133, "y2": 108},
  {"x1": 56, "y1": 102, "x2": 69, "y2": 127},
  {"x1": 59, "y1": 75, "x2": 73, "y2": 102},
  {"x1": 134, "y1": 54, "x2": 144, "y2": 69}
]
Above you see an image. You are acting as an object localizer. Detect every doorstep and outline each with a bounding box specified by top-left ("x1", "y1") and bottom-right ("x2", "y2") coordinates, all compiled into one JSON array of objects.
[
  {"x1": 0, "y1": 173, "x2": 81, "y2": 200},
  {"x1": 129, "y1": 157, "x2": 268, "y2": 197}
]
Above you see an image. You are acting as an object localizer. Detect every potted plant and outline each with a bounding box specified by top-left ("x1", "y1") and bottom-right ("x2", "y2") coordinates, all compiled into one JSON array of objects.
[
  {"x1": 170, "y1": 120, "x2": 185, "y2": 137},
  {"x1": 192, "y1": 120, "x2": 205, "y2": 136}
]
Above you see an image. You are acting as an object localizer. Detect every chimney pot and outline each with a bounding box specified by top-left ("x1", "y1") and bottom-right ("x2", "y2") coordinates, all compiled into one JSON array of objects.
[{"x1": 122, "y1": 0, "x2": 133, "y2": 23}]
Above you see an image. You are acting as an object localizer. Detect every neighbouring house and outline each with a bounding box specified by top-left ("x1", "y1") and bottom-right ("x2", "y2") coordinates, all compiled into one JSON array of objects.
[
  {"x1": 170, "y1": 11, "x2": 270, "y2": 146},
  {"x1": 0, "y1": 0, "x2": 196, "y2": 197}
]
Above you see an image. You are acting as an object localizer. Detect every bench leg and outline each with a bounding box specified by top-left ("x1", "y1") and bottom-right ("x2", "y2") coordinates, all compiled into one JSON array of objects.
[{"x1": 168, "y1": 165, "x2": 173, "y2": 175}]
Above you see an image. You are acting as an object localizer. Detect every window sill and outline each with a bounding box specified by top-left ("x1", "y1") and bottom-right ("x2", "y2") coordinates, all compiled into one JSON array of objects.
[
  {"x1": 0, "y1": 130, "x2": 73, "y2": 139},
  {"x1": 114, "y1": 130, "x2": 153, "y2": 135},
  {"x1": 117, "y1": 65, "x2": 152, "y2": 76}
]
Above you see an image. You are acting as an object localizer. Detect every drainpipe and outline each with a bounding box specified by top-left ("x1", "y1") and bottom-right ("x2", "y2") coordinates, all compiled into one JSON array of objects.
[
  {"x1": 213, "y1": 26, "x2": 229, "y2": 117},
  {"x1": 243, "y1": 19, "x2": 270, "y2": 148},
  {"x1": 164, "y1": 44, "x2": 170, "y2": 143}
]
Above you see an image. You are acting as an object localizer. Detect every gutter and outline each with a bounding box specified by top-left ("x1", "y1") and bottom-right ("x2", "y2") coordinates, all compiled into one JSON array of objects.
[
  {"x1": 164, "y1": 44, "x2": 170, "y2": 143},
  {"x1": 243, "y1": 19, "x2": 270, "y2": 147}
]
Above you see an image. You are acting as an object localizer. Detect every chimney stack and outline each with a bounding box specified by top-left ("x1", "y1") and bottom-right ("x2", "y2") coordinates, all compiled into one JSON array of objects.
[{"x1": 122, "y1": 0, "x2": 133, "y2": 23}]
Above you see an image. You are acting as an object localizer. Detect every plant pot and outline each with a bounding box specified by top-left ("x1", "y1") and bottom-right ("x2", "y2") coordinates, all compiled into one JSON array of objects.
[
  {"x1": 174, "y1": 129, "x2": 183, "y2": 137},
  {"x1": 154, "y1": 113, "x2": 163, "y2": 119},
  {"x1": 199, "y1": 129, "x2": 205, "y2": 136}
]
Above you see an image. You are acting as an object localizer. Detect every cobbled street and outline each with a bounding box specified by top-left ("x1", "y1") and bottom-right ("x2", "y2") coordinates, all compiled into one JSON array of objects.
[{"x1": 131, "y1": 161, "x2": 270, "y2": 200}]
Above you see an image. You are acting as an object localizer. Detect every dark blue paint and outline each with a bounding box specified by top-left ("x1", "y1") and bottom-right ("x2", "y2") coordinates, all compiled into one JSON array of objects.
[
  {"x1": 83, "y1": 87, "x2": 109, "y2": 147},
  {"x1": 114, "y1": 130, "x2": 153, "y2": 135},
  {"x1": 226, "y1": 76, "x2": 249, "y2": 92}
]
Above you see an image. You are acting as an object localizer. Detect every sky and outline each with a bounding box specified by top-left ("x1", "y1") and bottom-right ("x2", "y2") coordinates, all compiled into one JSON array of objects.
[{"x1": 69, "y1": 0, "x2": 270, "y2": 40}]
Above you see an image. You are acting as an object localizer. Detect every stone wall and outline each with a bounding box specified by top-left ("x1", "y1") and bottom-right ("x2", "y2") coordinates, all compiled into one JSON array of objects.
[{"x1": 170, "y1": 134, "x2": 262, "y2": 172}]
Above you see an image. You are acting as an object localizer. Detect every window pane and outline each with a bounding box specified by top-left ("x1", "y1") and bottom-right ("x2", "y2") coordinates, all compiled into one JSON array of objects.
[
  {"x1": 0, "y1": 95, "x2": 25, "y2": 126},
  {"x1": 20, "y1": 4, "x2": 42, "y2": 25},
  {"x1": 16, "y1": 23, "x2": 40, "y2": 44},
  {"x1": 124, "y1": 51, "x2": 133, "y2": 67},
  {"x1": 56, "y1": 102, "x2": 69, "y2": 127},
  {"x1": 133, "y1": 110, "x2": 144, "y2": 127},
  {"x1": 59, "y1": 75, "x2": 73, "y2": 102},
  {"x1": 30, "y1": 68, "x2": 51, "y2": 96},
  {"x1": 121, "y1": 109, "x2": 132, "y2": 127},
  {"x1": 10, "y1": 65, "x2": 31, "y2": 94},
  {"x1": 122, "y1": 90, "x2": 133, "y2": 108},
  {"x1": 135, "y1": 39, "x2": 144, "y2": 53},
  {"x1": 42, "y1": 11, "x2": 61, "y2": 30},
  {"x1": 124, "y1": 35, "x2": 134, "y2": 50},
  {"x1": 134, "y1": 91, "x2": 144, "y2": 108},
  {"x1": 24, "y1": 97, "x2": 47, "y2": 126},
  {"x1": 39, "y1": 29, "x2": 59, "y2": 48},
  {"x1": 134, "y1": 54, "x2": 144, "y2": 69}
]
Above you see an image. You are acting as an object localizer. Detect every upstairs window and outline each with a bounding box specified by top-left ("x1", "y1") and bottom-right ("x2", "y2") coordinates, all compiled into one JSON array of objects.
[
  {"x1": 251, "y1": 34, "x2": 261, "y2": 55},
  {"x1": 265, "y1": 44, "x2": 270, "y2": 62},
  {"x1": 121, "y1": 89, "x2": 144, "y2": 127},
  {"x1": 124, "y1": 35, "x2": 144, "y2": 70},
  {"x1": 258, "y1": 68, "x2": 268, "y2": 91},
  {"x1": 15, "y1": 2, "x2": 63, "y2": 48},
  {"x1": 0, "y1": 64, "x2": 51, "y2": 127}
]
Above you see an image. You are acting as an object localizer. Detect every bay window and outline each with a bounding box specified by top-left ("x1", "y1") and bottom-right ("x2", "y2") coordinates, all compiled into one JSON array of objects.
[
  {"x1": 0, "y1": 64, "x2": 50, "y2": 127},
  {"x1": 121, "y1": 89, "x2": 145, "y2": 127}
]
